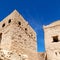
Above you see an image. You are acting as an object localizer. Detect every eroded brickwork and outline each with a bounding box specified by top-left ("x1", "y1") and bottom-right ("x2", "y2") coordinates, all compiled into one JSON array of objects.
[
  {"x1": 43, "y1": 20, "x2": 60, "y2": 60},
  {"x1": 0, "y1": 10, "x2": 38, "y2": 60}
]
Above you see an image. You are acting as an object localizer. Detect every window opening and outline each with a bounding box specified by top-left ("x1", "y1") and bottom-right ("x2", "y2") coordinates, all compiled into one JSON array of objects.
[
  {"x1": 2, "y1": 23, "x2": 5, "y2": 27},
  {"x1": 52, "y1": 36, "x2": 59, "y2": 42},
  {"x1": 18, "y1": 21, "x2": 21, "y2": 25},
  {"x1": 8, "y1": 19, "x2": 11, "y2": 23},
  {"x1": 25, "y1": 28, "x2": 27, "y2": 31}
]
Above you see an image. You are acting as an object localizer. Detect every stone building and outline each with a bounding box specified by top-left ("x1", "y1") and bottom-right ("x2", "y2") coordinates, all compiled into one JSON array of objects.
[
  {"x1": 43, "y1": 20, "x2": 60, "y2": 60},
  {"x1": 1, "y1": 9, "x2": 60, "y2": 60},
  {"x1": 0, "y1": 10, "x2": 38, "y2": 60}
]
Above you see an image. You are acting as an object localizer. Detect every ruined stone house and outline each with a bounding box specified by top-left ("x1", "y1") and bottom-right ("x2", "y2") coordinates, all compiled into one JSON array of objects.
[
  {"x1": 0, "y1": 10, "x2": 60, "y2": 60},
  {"x1": 0, "y1": 10, "x2": 39, "y2": 60},
  {"x1": 43, "y1": 20, "x2": 60, "y2": 60}
]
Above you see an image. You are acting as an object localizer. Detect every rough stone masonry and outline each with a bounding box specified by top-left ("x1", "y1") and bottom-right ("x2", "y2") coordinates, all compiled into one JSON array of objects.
[
  {"x1": 1, "y1": 9, "x2": 60, "y2": 60},
  {"x1": 0, "y1": 10, "x2": 39, "y2": 60},
  {"x1": 43, "y1": 20, "x2": 60, "y2": 60}
]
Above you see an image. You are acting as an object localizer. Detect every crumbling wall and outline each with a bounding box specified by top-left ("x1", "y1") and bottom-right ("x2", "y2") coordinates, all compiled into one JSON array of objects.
[
  {"x1": 0, "y1": 10, "x2": 38, "y2": 60},
  {"x1": 43, "y1": 20, "x2": 60, "y2": 60},
  {"x1": 0, "y1": 49, "x2": 29, "y2": 60}
]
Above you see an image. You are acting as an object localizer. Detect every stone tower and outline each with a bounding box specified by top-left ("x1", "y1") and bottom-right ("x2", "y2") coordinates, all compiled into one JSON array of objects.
[
  {"x1": 43, "y1": 20, "x2": 60, "y2": 60},
  {"x1": 0, "y1": 10, "x2": 38, "y2": 60}
]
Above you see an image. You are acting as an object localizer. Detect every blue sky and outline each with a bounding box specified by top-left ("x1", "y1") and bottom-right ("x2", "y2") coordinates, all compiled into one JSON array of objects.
[{"x1": 0, "y1": 0, "x2": 60, "y2": 52}]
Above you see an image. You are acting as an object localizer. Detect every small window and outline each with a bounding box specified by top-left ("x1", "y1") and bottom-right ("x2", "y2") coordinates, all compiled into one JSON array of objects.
[
  {"x1": 52, "y1": 36, "x2": 59, "y2": 42},
  {"x1": 18, "y1": 21, "x2": 21, "y2": 25},
  {"x1": 8, "y1": 19, "x2": 11, "y2": 23},
  {"x1": 2, "y1": 23, "x2": 5, "y2": 27},
  {"x1": 25, "y1": 28, "x2": 27, "y2": 31}
]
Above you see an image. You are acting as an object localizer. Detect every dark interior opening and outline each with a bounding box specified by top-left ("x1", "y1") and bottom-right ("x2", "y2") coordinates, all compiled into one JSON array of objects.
[
  {"x1": 0, "y1": 33, "x2": 2, "y2": 43},
  {"x1": 45, "y1": 54, "x2": 47, "y2": 60},
  {"x1": 2, "y1": 23, "x2": 5, "y2": 27},
  {"x1": 25, "y1": 28, "x2": 27, "y2": 31},
  {"x1": 52, "y1": 36, "x2": 59, "y2": 42},
  {"x1": 8, "y1": 19, "x2": 11, "y2": 23},
  {"x1": 18, "y1": 21, "x2": 21, "y2": 25}
]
